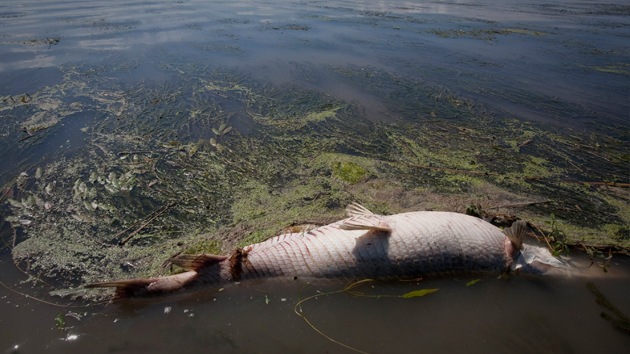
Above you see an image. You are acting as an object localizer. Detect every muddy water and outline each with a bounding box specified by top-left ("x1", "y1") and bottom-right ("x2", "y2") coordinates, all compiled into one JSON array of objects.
[
  {"x1": 1, "y1": 251, "x2": 630, "y2": 353},
  {"x1": 1, "y1": 0, "x2": 629, "y2": 353}
]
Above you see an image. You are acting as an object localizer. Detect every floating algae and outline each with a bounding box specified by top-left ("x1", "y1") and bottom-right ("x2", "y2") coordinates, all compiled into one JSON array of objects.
[{"x1": 0, "y1": 61, "x2": 628, "y2": 300}]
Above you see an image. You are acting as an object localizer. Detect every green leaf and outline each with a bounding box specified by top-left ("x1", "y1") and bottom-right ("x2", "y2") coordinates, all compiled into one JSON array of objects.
[
  {"x1": 466, "y1": 279, "x2": 481, "y2": 287},
  {"x1": 401, "y1": 288, "x2": 438, "y2": 298},
  {"x1": 221, "y1": 126, "x2": 232, "y2": 135},
  {"x1": 55, "y1": 313, "x2": 65, "y2": 330}
]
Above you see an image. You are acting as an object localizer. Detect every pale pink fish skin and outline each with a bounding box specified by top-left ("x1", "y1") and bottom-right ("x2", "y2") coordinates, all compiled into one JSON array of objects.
[
  {"x1": 237, "y1": 211, "x2": 510, "y2": 281},
  {"x1": 88, "y1": 208, "x2": 529, "y2": 297}
]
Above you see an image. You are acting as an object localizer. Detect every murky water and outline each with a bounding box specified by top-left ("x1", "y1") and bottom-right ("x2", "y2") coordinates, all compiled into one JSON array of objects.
[
  {"x1": 1, "y1": 0, "x2": 629, "y2": 352},
  {"x1": 1, "y1": 250, "x2": 630, "y2": 353}
]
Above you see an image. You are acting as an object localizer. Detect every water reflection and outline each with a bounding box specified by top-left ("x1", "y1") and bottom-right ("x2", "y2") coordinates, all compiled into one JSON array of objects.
[{"x1": 0, "y1": 0, "x2": 628, "y2": 352}]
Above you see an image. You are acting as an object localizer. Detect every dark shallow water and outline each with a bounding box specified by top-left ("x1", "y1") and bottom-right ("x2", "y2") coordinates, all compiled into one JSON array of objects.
[
  {"x1": 1, "y1": 0, "x2": 629, "y2": 353},
  {"x1": 1, "y1": 251, "x2": 630, "y2": 353}
]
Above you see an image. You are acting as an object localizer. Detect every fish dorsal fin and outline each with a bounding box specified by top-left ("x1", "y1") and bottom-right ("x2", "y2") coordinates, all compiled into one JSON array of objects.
[
  {"x1": 169, "y1": 253, "x2": 227, "y2": 271},
  {"x1": 346, "y1": 202, "x2": 375, "y2": 217},
  {"x1": 503, "y1": 220, "x2": 526, "y2": 251},
  {"x1": 339, "y1": 214, "x2": 392, "y2": 233}
]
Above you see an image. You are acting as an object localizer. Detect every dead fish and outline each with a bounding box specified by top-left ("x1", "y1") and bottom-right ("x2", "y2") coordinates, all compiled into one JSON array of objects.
[{"x1": 86, "y1": 203, "x2": 564, "y2": 298}]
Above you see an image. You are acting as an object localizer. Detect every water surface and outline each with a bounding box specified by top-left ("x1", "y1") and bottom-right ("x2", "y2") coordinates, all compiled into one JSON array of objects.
[
  {"x1": 1, "y1": 251, "x2": 630, "y2": 353},
  {"x1": 1, "y1": 0, "x2": 629, "y2": 352}
]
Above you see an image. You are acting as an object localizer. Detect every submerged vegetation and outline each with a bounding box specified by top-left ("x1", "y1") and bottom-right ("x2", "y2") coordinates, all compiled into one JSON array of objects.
[
  {"x1": 0, "y1": 57, "x2": 628, "y2": 300},
  {"x1": 429, "y1": 27, "x2": 545, "y2": 40},
  {"x1": 587, "y1": 282, "x2": 630, "y2": 333}
]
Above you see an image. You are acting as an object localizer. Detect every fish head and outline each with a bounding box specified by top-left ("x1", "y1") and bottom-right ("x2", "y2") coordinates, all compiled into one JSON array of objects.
[
  {"x1": 503, "y1": 220, "x2": 566, "y2": 275},
  {"x1": 509, "y1": 244, "x2": 567, "y2": 275}
]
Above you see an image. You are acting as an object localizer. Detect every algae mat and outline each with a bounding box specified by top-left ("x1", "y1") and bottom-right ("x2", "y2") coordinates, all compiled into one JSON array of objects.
[
  {"x1": 0, "y1": 0, "x2": 628, "y2": 300},
  {"x1": 0, "y1": 61, "x2": 627, "y2": 300}
]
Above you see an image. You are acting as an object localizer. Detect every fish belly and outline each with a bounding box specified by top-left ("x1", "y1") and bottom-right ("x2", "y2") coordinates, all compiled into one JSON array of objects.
[{"x1": 241, "y1": 212, "x2": 508, "y2": 280}]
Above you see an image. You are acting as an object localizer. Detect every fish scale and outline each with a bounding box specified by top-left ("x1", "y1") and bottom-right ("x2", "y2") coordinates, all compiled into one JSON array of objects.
[
  {"x1": 239, "y1": 211, "x2": 509, "y2": 280},
  {"x1": 86, "y1": 204, "x2": 564, "y2": 298}
]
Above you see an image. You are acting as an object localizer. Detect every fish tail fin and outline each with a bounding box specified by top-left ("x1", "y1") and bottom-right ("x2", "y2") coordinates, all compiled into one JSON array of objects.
[
  {"x1": 503, "y1": 221, "x2": 565, "y2": 274},
  {"x1": 85, "y1": 271, "x2": 199, "y2": 298},
  {"x1": 85, "y1": 253, "x2": 228, "y2": 298}
]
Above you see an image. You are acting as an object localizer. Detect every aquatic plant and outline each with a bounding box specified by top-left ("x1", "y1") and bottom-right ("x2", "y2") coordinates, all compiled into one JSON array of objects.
[
  {"x1": 547, "y1": 213, "x2": 570, "y2": 256},
  {"x1": 0, "y1": 62, "x2": 627, "y2": 301},
  {"x1": 586, "y1": 282, "x2": 630, "y2": 333}
]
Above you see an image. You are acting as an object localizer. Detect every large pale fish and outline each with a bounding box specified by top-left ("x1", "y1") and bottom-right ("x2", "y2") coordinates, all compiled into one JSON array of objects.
[{"x1": 86, "y1": 203, "x2": 564, "y2": 297}]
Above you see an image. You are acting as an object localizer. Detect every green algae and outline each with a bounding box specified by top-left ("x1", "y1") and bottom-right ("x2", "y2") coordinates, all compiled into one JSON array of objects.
[
  {"x1": 183, "y1": 239, "x2": 223, "y2": 255},
  {"x1": 230, "y1": 177, "x2": 351, "y2": 246},
  {"x1": 0, "y1": 62, "x2": 628, "y2": 300},
  {"x1": 592, "y1": 63, "x2": 630, "y2": 76},
  {"x1": 331, "y1": 158, "x2": 370, "y2": 185}
]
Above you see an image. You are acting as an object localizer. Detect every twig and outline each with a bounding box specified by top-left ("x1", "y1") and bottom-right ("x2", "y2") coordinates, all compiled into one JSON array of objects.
[
  {"x1": 294, "y1": 280, "x2": 375, "y2": 354},
  {"x1": 118, "y1": 202, "x2": 176, "y2": 246},
  {"x1": 117, "y1": 150, "x2": 152, "y2": 156},
  {"x1": 18, "y1": 134, "x2": 34, "y2": 142},
  {"x1": 0, "y1": 278, "x2": 107, "y2": 308},
  {"x1": 529, "y1": 223, "x2": 554, "y2": 252},
  {"x1": 112, "y1": 202, "x2": 170, "y2": 240},
  {"x1": 486, "y1": 200, "x2": 550, "y2": 209},
  {"x1": 0, "y1": 223, "x2": 17, "y2": 251},
  {"x1": 563, "y1": 181, "x2": 630, "y2": 188},
  {"x1": 517, "y1": 139, "x2": 533, "y2": 149},
  {"x1": 294, "y1": 279, "x2": 438, "y2": 354},
  {"x1": 407, "y1": 163, "x2": 496, "y2": 176},
  {"x1": 0, "y1": 186, "x2": 13, "y2": 204}
]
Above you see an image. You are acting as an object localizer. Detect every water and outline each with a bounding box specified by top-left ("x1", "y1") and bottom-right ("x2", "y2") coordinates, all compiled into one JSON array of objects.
[
  {"x1": 1, "y1": 1, "x2": 628, "y2": 131},
  {"x1": 1, "y1": 0, "x2": 629, "y2": 352},
  {"x1": 1, "y1": 250, "x2": 629, "y2": 353}
]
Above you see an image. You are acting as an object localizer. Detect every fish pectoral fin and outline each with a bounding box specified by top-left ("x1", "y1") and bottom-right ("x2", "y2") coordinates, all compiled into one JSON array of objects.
[
  {"x1": 345, "y1": 202, "x2": 376, "y2": 217},
  {"x1": 339, "y1": 215, "x2": 392, "y2": 233},
  {"x1": 169, "y1": 253, "x2": 228, "y2": 272}
]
